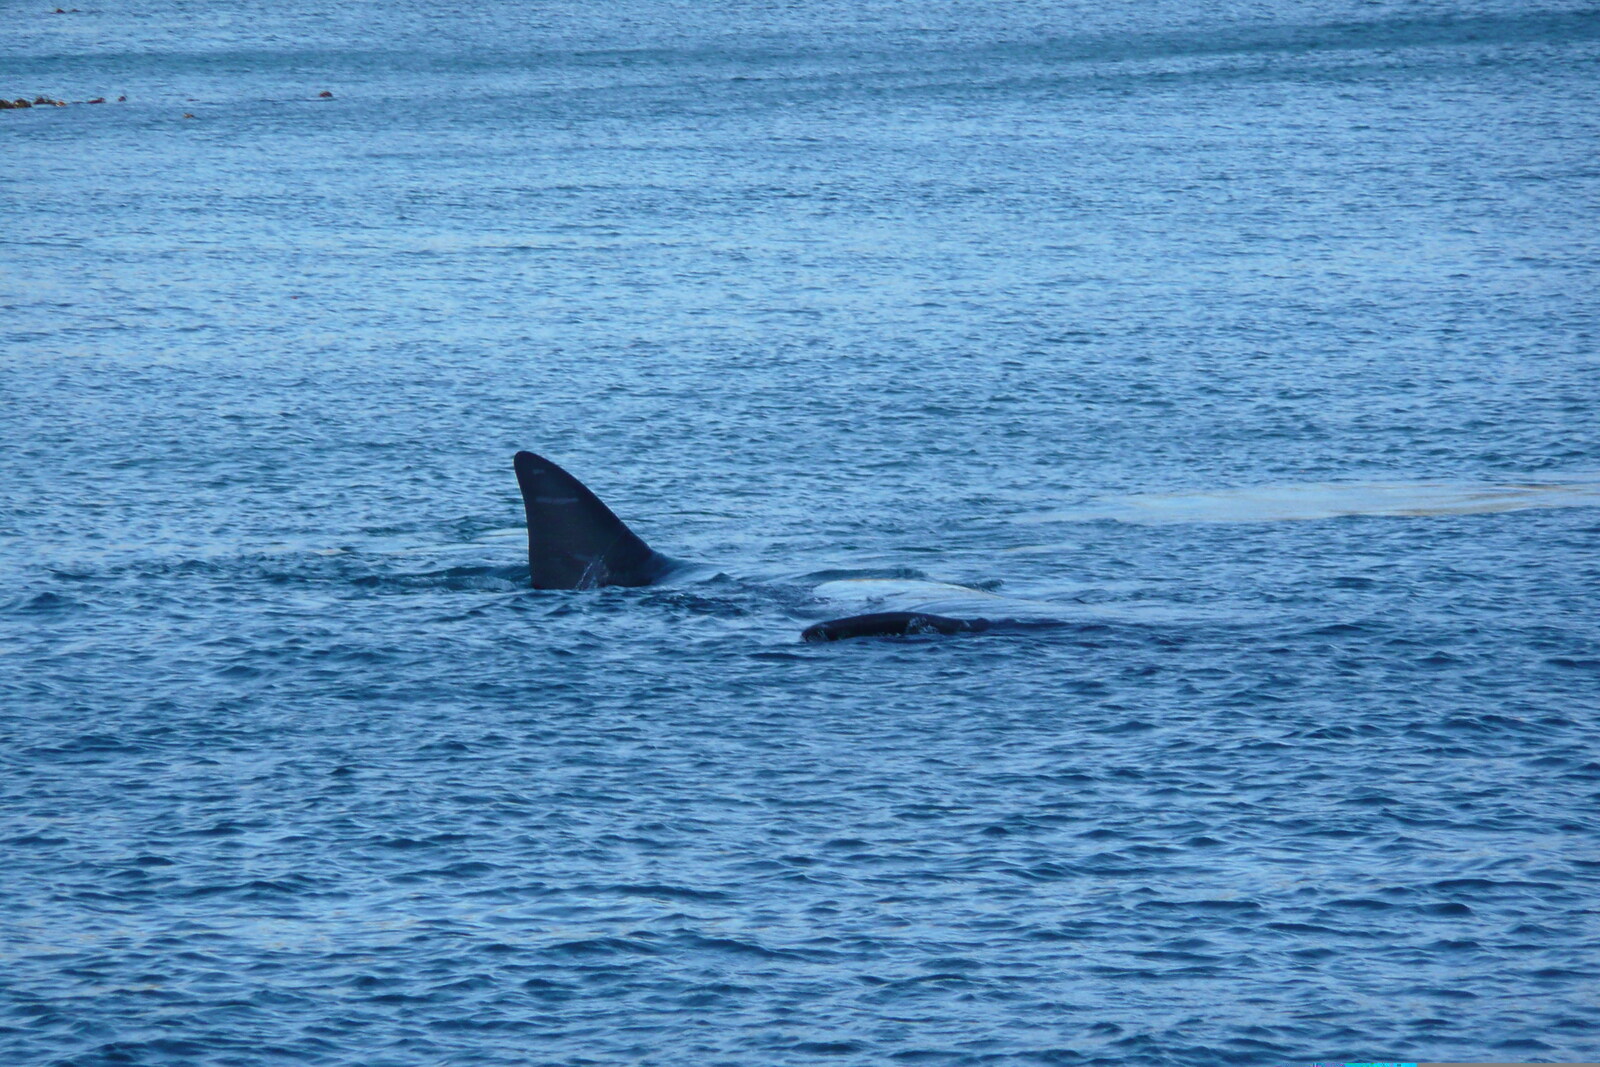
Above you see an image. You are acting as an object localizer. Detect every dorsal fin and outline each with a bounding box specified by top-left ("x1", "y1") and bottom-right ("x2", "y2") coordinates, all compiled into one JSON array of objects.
[{"x1": 514, "y1": 451, "x2": 667, "y2": 589}]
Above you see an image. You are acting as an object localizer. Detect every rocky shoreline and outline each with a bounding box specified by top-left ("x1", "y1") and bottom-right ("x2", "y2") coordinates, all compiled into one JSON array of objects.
[
  {"x1": 3, "y1": 92, "x2": 332, "y2": 113},
  {"x1": 2, "y1": 94, "x2": 125, "y2": 109}
]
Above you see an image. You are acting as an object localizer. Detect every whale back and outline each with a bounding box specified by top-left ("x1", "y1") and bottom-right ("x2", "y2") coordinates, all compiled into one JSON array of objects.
[
  {"x1": 801, "y1": 612, "x2": 990, "y2": 642},
  {"x1": 514, "y1": 451, "x2": 668, "y2": 589}
]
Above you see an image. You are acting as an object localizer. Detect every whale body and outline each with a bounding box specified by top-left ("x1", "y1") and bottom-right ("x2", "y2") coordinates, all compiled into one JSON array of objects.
[{"x1": 512, "y1": 451, "x2": 990, "y2": 641}]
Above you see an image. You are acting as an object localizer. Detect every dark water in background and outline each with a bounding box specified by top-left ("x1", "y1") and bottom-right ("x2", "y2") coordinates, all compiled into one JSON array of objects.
[{"x1": 4, "y1": 2, "x2": 1599, "y2": 1064}]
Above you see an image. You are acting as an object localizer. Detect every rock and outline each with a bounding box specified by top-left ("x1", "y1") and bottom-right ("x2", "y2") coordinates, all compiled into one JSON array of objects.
[{"x1": 318, "y1": 90, "x2": 333, "y2": 98}]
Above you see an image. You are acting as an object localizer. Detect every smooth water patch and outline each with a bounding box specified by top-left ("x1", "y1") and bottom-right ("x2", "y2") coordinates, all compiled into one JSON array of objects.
[{"x1": 1041, "y1": 477, "x2": 1600, "y2": 524}]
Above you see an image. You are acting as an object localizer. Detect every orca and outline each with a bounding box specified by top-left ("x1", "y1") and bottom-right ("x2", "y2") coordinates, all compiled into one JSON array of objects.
[
  {"x1": 514, "y1": 451, "x2": 676, "y2": 589},
  {"x1": 513, "y1": 451, "x2": 990, "y2": 641}
]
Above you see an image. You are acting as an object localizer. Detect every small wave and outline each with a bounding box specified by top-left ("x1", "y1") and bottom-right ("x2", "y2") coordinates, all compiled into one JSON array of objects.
[
  {"x1": 24, "y1": 733, "x2": 141, "y2": 757},
  {"x1": 607, "y1": 883, "x2": 731, "y2": 903},
  {"x1": 8, "y1": 591, "x2": 87, "y2": 614},
  {"x1": 796, "y1": 566, "x2": 931, "y2": 583},
  {"x1": 675, "y1": 933, "x2": 806, "y2": 960},
  {"x1": 180, "y1": 877, "x2": 323, "y2": 900},
  {"x1": 352, "y1": 564, "x2": 527, "y2": 592},
  {"x1": 544, "y1": 937, "x2": 661, "y2": 958},
  {"x1": 1138, "y1": 898, "x2": 1264, "y2": 914}
]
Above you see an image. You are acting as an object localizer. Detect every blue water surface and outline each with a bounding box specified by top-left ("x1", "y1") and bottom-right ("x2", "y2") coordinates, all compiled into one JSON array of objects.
[{"x1": 3, "y1": 2, "x2": 1599, "y2": 1064}]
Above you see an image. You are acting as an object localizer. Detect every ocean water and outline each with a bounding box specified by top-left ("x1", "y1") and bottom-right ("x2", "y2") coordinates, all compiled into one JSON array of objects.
[{"x1": 3, "y1": 2, "x2": 1599, "y2": 1064}]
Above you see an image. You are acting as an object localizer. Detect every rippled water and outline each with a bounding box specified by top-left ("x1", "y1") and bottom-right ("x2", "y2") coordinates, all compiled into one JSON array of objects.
[{"x1": 4, "y1": 2, "x2": 1599, "y2": 1064}]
